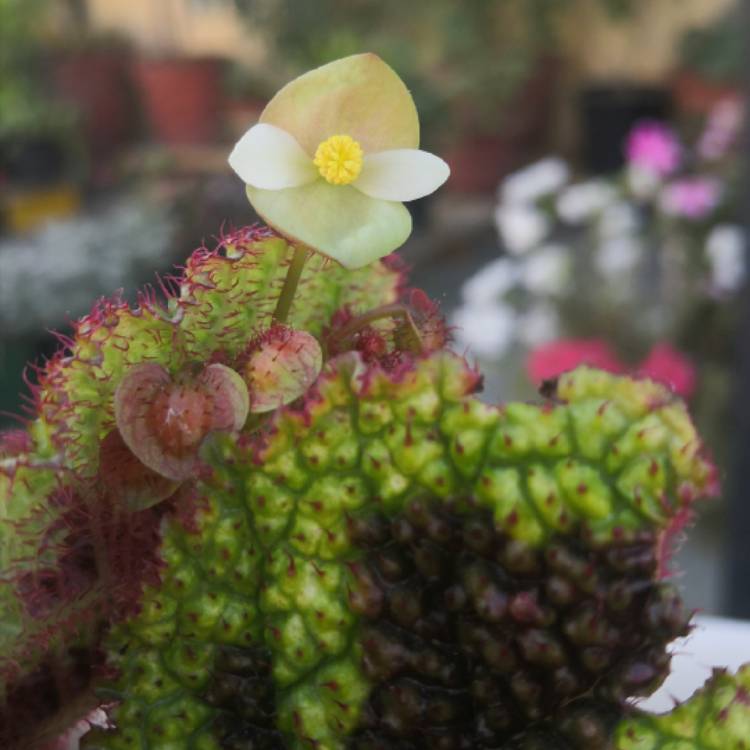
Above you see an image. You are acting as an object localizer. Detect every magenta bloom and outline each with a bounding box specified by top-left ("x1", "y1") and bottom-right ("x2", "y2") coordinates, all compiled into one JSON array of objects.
[
  {"x1": 626, "y1": 121, "x2": 681, "y2": 176},
  {"x1": 637, "y1": 343, "x2": 696, "y2": 400},
  {"x1": 527, "y1": 338, "x2": 622, "y2": 385},
  {"x1": 660, "y1": 176, "x2": 722, "y2": 220}
]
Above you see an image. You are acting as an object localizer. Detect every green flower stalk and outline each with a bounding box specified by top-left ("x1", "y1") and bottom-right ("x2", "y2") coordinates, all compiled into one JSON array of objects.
[{"x1": 0, "y1": 55, "x2": 748, "y2": 750}]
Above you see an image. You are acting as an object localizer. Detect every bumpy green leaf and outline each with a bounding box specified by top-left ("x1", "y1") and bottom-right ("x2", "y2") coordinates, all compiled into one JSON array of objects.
[
  {"x1": 2, "y1": 226, "x2": 400, "y2": 549},
  {"x1": 84, "y1": 352, "x2": 715, "y2": 750},
  {"x1": 616, "y1": 665, "x2": 750, "y2": 749},
  {"x1": 0, "y1": 227, "x2": 401, "y2": 745},
  {"x1": 0, "y1": 442, "x2": 62, "y2": 667},
  {"x1": 34, "y1": 227, "x2": 400, "y2": 477}
]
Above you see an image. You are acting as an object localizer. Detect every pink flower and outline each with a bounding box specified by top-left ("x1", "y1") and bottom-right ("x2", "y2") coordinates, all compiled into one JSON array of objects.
[
  {"x1": 698, "y1": 98, "x2": 744, "y2": 161},
  {"x1": 637, "y1": 343, "x2": 696, "y2": 399},
  {"x1": 527, "y1": 338, "x2": 622, "y2": 385},
  {"x1": 660, "y1": 176, "x2": 722, "y2": 220},
  {"x1": 527, "y1": 339, "x2": 697, "y2": 400},
  {"x1": 625, "y1": 121, "x2": 681, "y2": 176}
]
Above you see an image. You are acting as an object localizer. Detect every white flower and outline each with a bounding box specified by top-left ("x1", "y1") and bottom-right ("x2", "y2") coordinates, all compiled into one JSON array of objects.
[
  {"x1": 597, "y1": 202, "x2": 640, "y2": 240},
  {"x1": 556, "y1": 180, "x2": 616, "y2": 224},
  {"x1": 499, "y1": 158, "x2": 570, "y2": 205},
  {"x1": 706, "y1": 224, "x2": 746, "y2": 293},
  {"x1": 521, "y1": 245, "x2": 572, "y2": 296},
  {"x1": 626, "y1": 164, "x2": 661, "y2": 200},
  {"x1": 494, "y1": 204, "x2": 549, "y2": 255},
  {"x1": 595, "y1": 235, "x2": 644, "y2": 278},
  {"x1": 228, "y1": 54, "x2": 450, "y2": 269},
  {"x1": 517, "y1": 304, "x2": 561, "y2": 347},
  {"x1": 451, "y1": 303, "x2": 517, "y2": 360},
  {"x1": 460, "y1": 257, "x2": 520, "y2": 306},
  {"x1": 231, "y1": 125, "x2": 448, "y2": 200}
]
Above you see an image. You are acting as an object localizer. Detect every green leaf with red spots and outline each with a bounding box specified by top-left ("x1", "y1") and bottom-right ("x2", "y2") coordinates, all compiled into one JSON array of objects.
[
  {"x1": 616, "y1": 664, "x2": 750, "y2": 749},
  {"x1": 85, "y1": 352, "x2": 717, "y2": 750}
]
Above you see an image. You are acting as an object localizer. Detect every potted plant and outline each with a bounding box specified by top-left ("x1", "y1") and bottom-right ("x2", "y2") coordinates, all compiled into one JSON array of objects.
[
  {"x1": 126, "y1": 4, "x2": 225, "y2": 145},
  {"x1": 673, "y1": 6, "x2": 743, "y2": 115},
  {"x1": 133, "y1": 55, "x2": 225, "y2": 145},
  {"x1": 51, "y1": 31, "x2": 137, "y2": 159},
  {"x1": 0, "y1": 0, "x2": 82, "y2": 230},
  {"x1": 1, "y1": 54, "x2": 749, "y2": 750}
]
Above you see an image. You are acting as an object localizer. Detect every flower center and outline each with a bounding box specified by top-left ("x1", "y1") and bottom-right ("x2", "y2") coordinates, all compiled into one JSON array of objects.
[{"x1": 313, "y1": 134, "x2": 364, "y2": 185}]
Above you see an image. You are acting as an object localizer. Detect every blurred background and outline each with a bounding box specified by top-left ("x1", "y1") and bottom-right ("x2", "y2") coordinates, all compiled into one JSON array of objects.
[{"x1": 0, "y1": 0, "x2": 745, "y2": 615}]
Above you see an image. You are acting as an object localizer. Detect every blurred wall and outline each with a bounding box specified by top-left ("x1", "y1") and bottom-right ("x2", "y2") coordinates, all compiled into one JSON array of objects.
[
  {"x1": 84, "y1": 0, "x2": 267, "y2": 63},
  {"x1": 561, "y1": 0, "x2": 734, "y2": 81},
  {"x1": 84, "y1": 0, "x2": 732, "y2": 79}
]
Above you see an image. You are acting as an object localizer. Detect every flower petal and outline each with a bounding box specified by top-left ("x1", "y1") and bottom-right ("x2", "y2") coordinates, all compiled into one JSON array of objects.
[
  {"x1": 355, "y1": 149, "x2": 450, "y2": 201},
  {"x1": 246, "y1": 182, "x2": 411, "y2": 269},
  {"x1": 260, "y1": 54, "x2": 419, "y2": 156},
  {"x1": 228, "y1": 123, "x2": 317, "y2": 190}
]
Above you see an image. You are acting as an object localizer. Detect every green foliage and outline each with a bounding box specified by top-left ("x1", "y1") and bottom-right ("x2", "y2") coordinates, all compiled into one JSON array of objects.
[
  {"x1": 0, "y1": 222, "x2": 744, "y2": 750},
  {"x1": 0, "y1": 227, "x2": 402, "y2": 748},
  {"x1": 679, "y1": 6, "x2": 743, "y2": 83},
  {"x1": 0, "y1": 0, "x2": 75, "y2": 138},
  {"x1": 84, "y1": 351, "x2": 713, "y2": 749},
  {"x1": 616, "y1": 664, "x2": 750, "y2": 749}
]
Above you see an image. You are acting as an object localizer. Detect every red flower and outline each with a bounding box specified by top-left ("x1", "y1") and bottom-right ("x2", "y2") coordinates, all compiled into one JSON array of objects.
[
  {"x1": 638, "y1": 343, "x2": 696, "y2": 400},
  {"x1": 527, "y1": 339, "x2": 623, "y2": 385}
]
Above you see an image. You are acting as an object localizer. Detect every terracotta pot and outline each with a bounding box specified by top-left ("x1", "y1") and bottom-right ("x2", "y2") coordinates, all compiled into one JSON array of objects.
[
  {"x1": 444, "y1": 135, "x2": 518, "y2": 193},
  {"x1": 672, "y1": 69, "x2": 742, "y2": 115},
  {"x1": 53, "y1": 49, "x2": 136, "y2": 156},
  {"x1": 132, "y1": 57, "x2": 224, "y2": 144}
]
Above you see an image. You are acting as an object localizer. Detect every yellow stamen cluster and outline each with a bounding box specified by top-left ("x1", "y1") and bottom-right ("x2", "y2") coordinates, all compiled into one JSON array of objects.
[{"x1": 313, "y1": 134, "x2": 364, "y2": 185}]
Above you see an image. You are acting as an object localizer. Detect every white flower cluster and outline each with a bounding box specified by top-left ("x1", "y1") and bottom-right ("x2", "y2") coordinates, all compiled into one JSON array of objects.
[
  {"x1": 455, "y1": 158, "x2": 623, "y2": 361},
  {"x1": 0, "y1": 200, "x2": 176, "y2": 335},
  {"x1": 706, "y1": 224, "x2": 746, "y2": 294},
  {"x1": 452, "y1": 140, "x2": 746, "y2": 363}
]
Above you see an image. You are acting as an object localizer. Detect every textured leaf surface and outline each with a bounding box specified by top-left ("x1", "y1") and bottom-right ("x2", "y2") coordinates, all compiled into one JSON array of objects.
[
  {"x1": 85, "y1": 353, "x2": 715, "y2": 750},
  {"x1": 1, "y1": 225, "x2": 400, "y2": 551},
  {"x1": 0, "y1": 227, "x2": 401, "y2": 744},
  {"x1": 34, "y1": 227, "x2": 400, "y2": 476},
  {"x1": 0, "y1": 443, "x2": 62, "y2": 665},
  {"x1": 241, "y1": 325, "x2": 323, "y2": 413},
  {"x1": 616, "y1": 665, "x2": 750, "y2": 749}
]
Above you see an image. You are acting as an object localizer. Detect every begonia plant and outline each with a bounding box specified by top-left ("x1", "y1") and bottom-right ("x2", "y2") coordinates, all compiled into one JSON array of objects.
[{"x1": 0, "y1": 54, "x2": 748, "y2": 750}]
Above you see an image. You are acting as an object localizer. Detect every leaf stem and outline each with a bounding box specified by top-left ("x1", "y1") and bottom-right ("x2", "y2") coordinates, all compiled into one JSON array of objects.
[
  {"x1": 273, "y1": 243, "x2": 309, "y2": 325},
  {"x1": 332, "y1": 304, "x2": 424, "y2": 354}
]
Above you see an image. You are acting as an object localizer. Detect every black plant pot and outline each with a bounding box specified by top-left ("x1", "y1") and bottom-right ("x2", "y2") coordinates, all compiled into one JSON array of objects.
[
  {"x1": 0, "y1": 135, "x2": 66, "y2": 187},
  {"x1": 579, "y1": 84, "x2": 672, "y2": 174}
]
